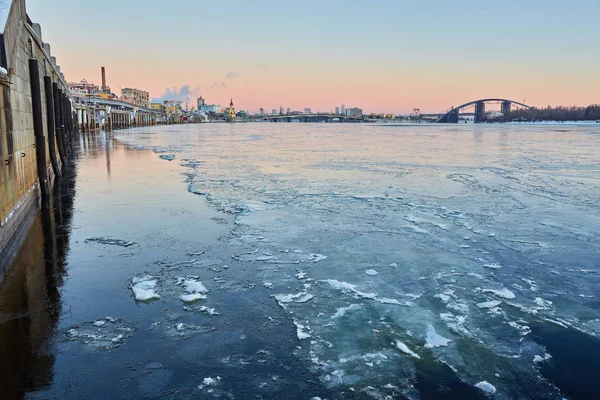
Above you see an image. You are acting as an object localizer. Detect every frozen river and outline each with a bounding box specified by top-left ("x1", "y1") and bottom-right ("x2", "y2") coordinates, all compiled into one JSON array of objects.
[
  {"x1": 114, "y1": 122, "x2": 600, "y2": 399},
  {"x1": 2, "y1": 122, "x2": 599, "y2": 399}
]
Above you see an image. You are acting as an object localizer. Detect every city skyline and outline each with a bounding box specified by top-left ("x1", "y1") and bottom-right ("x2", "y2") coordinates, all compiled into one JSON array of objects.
[{"x1": 27, "y1": 0, "x2": 600, "y2": 113}]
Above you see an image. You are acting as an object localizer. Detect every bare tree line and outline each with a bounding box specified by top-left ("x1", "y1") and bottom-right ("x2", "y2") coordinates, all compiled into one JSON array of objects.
[{"x1": 503, "y1": 105, "x2": 600, "y2": 122}]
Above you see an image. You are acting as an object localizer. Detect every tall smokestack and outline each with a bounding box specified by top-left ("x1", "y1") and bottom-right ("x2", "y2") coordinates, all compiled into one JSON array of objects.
[{"x1": 101, "y1": 66, "x2": 106, "y2": 90}]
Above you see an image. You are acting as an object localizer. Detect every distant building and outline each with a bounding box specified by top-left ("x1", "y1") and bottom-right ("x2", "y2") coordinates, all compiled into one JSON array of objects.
[
  {"x1": 335, "y1": 107, "x2": 340, "y2": 115},
  {"x1": 260, "y1": 108, "x2": 264, "y2": 116},
  {"x1": 197, "y1": 96, "x2": 206, "y2": 109},
  {"x1": 341, "y1": 104, "x2": 346, "y2": 115},
  {"x1": 272, "y1": 109, "x2": 278, "y2": 116},
  {"x1": 150, "y1": 103, "x2": 164, "y2": 114},
  {"x1": 122, "y1": 88, "x2": 150, "y2": 108},
  {"x1": 163, "y1": 100, "x2": 183, "y2": 116},
  {"x1": 286, "y1": 108, "x2": 291, "y2": 115},
  {"x1": 346, "y1": 107, "x2": 362, "y2": 117},
  {"x1": 280, "y1": 106, "x2": 284, "y2": 116},
  {"x1": 68, "y1": 79, "x2": 97, "y2": 96}
]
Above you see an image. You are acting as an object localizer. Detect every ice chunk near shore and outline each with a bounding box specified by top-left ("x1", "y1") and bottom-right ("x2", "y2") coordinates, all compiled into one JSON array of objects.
[
  {"x1": 365, "y1": 269, "x2": 379, "y2": 276},
  {"x1": 475, "y1": 381, "x2": 497, "y2": 395},
  {"x1": 131, "y1": 276, "x2": 160, "y2": 301},
  {"x1": 394, "y1": 340, "x2": 421, "y2": 359},
  {"x1": 65, "y1": 317, "x2": 134, "y2": 350},
  {"x1": 424, "y1": 324, "x2": 452, "y2": 348},
  {"x1": 179, "y1": 277, "x2": 208, "y2": 302}
]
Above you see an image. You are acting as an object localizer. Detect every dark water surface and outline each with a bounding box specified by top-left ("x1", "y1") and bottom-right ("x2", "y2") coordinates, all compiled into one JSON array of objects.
[{"x1": 1, "y1": 124, "x2": 599, "y2": 399}]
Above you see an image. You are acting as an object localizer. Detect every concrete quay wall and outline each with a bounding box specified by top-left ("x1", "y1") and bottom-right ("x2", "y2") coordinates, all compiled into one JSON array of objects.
[{"x1": 0, "y1": 0, "x2": 73, "y2": 263}]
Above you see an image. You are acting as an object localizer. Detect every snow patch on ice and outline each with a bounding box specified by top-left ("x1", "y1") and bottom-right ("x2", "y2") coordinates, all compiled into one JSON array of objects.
[{"x1": 365, "y1": 269, "x2": 379, "y2": 276}]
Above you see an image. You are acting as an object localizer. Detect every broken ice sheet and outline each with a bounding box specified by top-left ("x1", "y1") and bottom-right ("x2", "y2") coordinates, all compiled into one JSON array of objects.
[{"x1": 64, "y1": 317, "x2": 134, "y2": 350}]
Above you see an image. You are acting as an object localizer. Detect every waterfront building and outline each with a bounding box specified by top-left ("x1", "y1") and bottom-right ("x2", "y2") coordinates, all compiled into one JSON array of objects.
[
  {"x1": 272, "y1": 109, "x2": 278, "y2": 116},
  {"x1": 68, "y1": 79, "x2": 97, "y2": 96},
  {"x1": 260, "y1": 108, "x2": 264, "y2": 116},
  {"x1": 341, "y1": 104, "x2": 346, "y2": 115},
  {"x1": 335, "y1": 106, "x2": 340, "y2": 115},
  {"x1": 198, "y1": 103, "x2": 222, "y2": 113},
  {"x1": 122, "y1": 88, "x2": 150, "y2": 108},
  {"x1": 197, "y1": 96, "x2": 205, "y2": 109},
  {"x1": 286, "y1": 108, "x2": 291, "y2": 115},
  {"x1": 150, "y1": 103, "x2": 165, "y2": 114}
]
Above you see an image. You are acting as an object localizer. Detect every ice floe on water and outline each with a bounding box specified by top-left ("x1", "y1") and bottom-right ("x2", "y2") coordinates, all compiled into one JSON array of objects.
[
  {"x1": 159, "y1": 154, "x2": 176, "y2": 161},
  {"x1": 294, "y1": 319, "x2": 312, "y2": 340},
  {"x1": 274, "y1": 292, "x2": 314, "y2": 309},
  {"x1": 480, "y1": 287, "x2": 516, "y2": 300},
  {"x1": 198, "y1": 376, "x2": 221, "y2": 389},
  {"x1": 177, "y1": 276, "x2": 209, "y2": 302},
  {"x1": 424, "y1": 324, "x2": 452, "y2": 348},
  {"x1": 86, "y1": 237, "x2": 136, "y2": 247},
  {"x1": 131, "y1": 276, "x2": 160, "y2": 301},
  {"x1": 64, "y1": 317, "x2": 134, "y2": 350},
  {"x1": 322, "y1": 279, "x2": 377, "y2": 300},
  {"x1": 533, "y1": 353, "x2": 552, "y2": 363},
  {"x1": 394, "y1": 340, "x2": 421, "y2": 359},
  {"x1": 477, "y1": 300, "x2": 503, "y2": 309},
  {"x1": 166, "y1": 322, "x2": 214, "y2": 338},
  {"x1": 331, "y1": 304, "x2": 362, "y2": 319}
]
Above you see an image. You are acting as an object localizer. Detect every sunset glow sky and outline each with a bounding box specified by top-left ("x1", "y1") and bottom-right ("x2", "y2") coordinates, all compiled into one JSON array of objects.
[{"x1": 28, "y1": 0, "x2": 600, "y2": 114}]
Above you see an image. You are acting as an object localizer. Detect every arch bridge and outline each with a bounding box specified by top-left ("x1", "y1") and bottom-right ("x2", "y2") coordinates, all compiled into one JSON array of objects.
[{"x1": 436, "y1": 99, "x2": 532, "y2": 123}]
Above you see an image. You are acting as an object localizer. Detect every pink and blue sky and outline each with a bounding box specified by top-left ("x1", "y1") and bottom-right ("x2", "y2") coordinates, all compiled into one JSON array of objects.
[{"x1": 28, "y1": 0, "x2": 600, "y2": 114}]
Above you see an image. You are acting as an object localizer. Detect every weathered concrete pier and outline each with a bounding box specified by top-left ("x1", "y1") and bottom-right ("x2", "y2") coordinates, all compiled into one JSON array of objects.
[{"x1": 0, "y1": 0, "x2": 75, "y2": 267}]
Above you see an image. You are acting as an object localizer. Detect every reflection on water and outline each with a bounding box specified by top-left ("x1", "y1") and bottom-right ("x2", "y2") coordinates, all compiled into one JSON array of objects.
[{"x1": 0, "y1": 141, "x2": 78, "y2": 398}]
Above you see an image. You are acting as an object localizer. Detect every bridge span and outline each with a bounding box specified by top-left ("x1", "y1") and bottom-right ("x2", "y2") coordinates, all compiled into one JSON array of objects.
[{"x1": 427, "y1": 99, "x2": 532, "y2": 123}]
